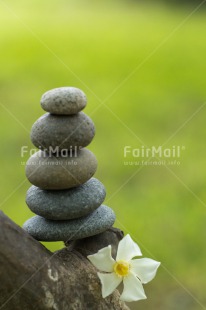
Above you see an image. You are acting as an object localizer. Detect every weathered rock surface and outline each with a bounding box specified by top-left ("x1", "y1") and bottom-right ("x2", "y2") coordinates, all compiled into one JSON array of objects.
[
  {"x1": 25, "y1": 149, "x2": 97, "y2": 190},
  {"x1": 26, "y1": 178, "x2": 106, "y2": 220},
  {"x1": 23, "y1": 205, "x2": 116, "y2": 241},
  {"x1": 40, "y1": 87, "x2": 87, "y2": 115},
  {"x1": 31, "y1": 112, "x2": 95, "y2": 151}
]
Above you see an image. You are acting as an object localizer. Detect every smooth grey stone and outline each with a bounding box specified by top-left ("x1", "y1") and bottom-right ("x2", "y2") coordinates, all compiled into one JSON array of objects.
[
  {"x1": 31, "y1": 112, "x2": 95, "y2": 151},
  {"x1": 25, "y1": 149, "x2": 97, "y2": 190},
  {"x1": 23, "y1": 205, "x2": 116, "y2": 241},
  {"x1": 26, "y1": 178, "x2": 106, "y2": 220},
  {"x1": 40, "y1": 87, "x2": 87, "y2": 115}
]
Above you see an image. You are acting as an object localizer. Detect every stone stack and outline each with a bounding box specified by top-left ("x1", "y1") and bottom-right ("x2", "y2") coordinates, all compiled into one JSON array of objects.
[{"x1": 23, "y1": 87, "x2": 115, "y2": 242}]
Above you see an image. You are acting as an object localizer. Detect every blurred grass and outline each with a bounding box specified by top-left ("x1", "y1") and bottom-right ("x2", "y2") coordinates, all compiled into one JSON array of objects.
[{"x1": 0, "y1": 1, "x2": 206, "y2": 309}]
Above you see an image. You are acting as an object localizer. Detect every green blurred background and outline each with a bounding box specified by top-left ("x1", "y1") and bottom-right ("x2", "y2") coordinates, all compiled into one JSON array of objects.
[{"x1": 0, "y1": 0, "x2": 206, "y2": 309}]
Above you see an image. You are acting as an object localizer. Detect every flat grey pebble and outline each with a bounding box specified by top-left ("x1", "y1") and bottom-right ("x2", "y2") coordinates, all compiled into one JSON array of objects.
[
  {"x1": 31, "y1": 112, "x2": 95, "y2": 151},
  {"x1": 23, "y1": 205, "x2": 116, "y2": 241},
  {"x1": 26, "y1": 178, "x2": 106, "y2": 220},
  {"x1": 25, "y1": 149, "x2": 97, "y2": 190},
  {"x1": 41, "y1": 87, "x2": 87, "y2": 115}
]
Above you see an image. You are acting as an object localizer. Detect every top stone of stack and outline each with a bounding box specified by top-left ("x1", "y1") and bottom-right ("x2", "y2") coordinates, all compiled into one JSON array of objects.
[{"x1": 40, "y1": 87, "x2": 87, "y2": 115}]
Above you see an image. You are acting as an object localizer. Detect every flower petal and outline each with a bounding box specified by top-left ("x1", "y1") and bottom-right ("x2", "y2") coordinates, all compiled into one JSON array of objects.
[
  {"x1": 120, "y1": 272, "x2": 147, "y2": 302},
  {"x1": 131, "y1": 258, "x2": 160, "y2": 284},
  {"x1": 87, "y1": 245, "x2": 115, "y2": 272},
  {"x1": 116, "y1": 234, "x2": 142, "y2": 262},
  {"x1": 98, "y1": 272, "x2": 122, "y2": 298}
]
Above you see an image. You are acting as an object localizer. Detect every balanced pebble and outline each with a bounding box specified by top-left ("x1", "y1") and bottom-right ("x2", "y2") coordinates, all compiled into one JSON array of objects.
[
  {"x1": 41, "y1": 87, "x2": 87, "y2": 115},
  {"x1": 31, "y1": 112, "x2": 95, "y2": 151},
  {"x1": 23, "y1": 205, "x2": 116, "y2": 241},
  {"x1": 25, "y1": 149, "x2": 97, "y2": 190},
  {"x1": 26, "y1": 178, "x2": 106, "y2": 220}
]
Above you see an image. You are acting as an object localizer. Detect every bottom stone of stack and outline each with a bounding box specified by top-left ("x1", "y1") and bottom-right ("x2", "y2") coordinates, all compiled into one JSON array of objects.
[{"x1": 23, "y1": 205, "x2": 115, "y2": 242}]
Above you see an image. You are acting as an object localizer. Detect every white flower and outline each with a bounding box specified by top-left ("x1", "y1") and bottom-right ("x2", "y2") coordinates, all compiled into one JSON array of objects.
[{"x1": 87, "y1": 234, "x2": 160, "y2": 302}]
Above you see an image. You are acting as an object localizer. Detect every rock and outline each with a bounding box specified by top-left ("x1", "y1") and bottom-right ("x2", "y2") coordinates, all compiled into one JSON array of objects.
[
  {"x1": 40, "y1": 87, "x2": 87, "y2": 115},
  {"x1": 25, "y1": 149, "x2": 97, "y2": 190},
  {"x1": 30, "y1": 112, "x2": 95, "y2": 151},
  {"x1": 26, "y1": 178, "x2": 106, "y2": 220},
  {"x1": 23, "y1": 205, "x2": 116, "y2": 241},
  {"x1": 68, "y1": 227, "x2": 124, "y2": 258}
]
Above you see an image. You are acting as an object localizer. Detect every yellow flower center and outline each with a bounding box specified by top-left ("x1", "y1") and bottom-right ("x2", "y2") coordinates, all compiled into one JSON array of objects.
[{"x1": 114, "y1": 260, "x2": 130, "y2": 277}]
